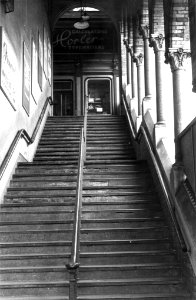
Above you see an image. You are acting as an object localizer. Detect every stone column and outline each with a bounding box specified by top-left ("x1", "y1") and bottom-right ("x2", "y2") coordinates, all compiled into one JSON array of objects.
[
  {"x1": 166, "y1": 48, "x2": 191, "y2": 192},
  {"x1": 140, "y1": 25, "x2": 152, "y2": 114},
  {"x1": 133, "y1": 53, "x2": 144, "y2": 130},
  {"x1": 127, "y1": 46, "x2": 138, "y2": 120},
  {"x1": 150, "y1": 33, "x2": 166, "y2": 145},
  {"x1": 129, "y1": 46, "x2": 137, "y2": 101},
  {"x1": 125, "y1": 41, "x2": 131, "y2": 85},
  {"x1": 166, "y1": 48, "x2": 191, "y2": 139}
]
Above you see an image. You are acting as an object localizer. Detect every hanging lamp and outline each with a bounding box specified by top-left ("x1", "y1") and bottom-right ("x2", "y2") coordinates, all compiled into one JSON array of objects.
[{"x1": 74, "y1": 0, "x2": 90, "y2": 29}]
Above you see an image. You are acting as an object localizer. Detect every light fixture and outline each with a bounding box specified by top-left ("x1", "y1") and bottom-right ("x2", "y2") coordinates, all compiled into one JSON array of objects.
[
  {"x1": 74, "y1": 20, "x2": 89, "y2": 30},
  {"x1": 82, "y1": 11, "x2": 90, "y2": 21},
  {"x1": 73, "y1": 0, "x2": 90, "y2": 30}
]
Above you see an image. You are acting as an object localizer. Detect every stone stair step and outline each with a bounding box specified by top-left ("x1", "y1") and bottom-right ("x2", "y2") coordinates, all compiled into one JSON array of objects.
[
  {"x1": 81, "y1": 217, "x2": 165, "y2": 228},
  {"x1": 78, "y1": 263, "x2": 181, "y2": 279},
  {"x1": 77, "y1": 278, "x2": 184, "y2": 295},
  {"x1": 4, "y1": 195, "x2": 76, "y2": 204},
  {"x1": 0, "y1": 281, "x2": 69, "y2": 297},
  {"x1": 79, "y1": 227, "x2": 169, "y2": 240},
  {"x1": 0, "y1": 296, "x2": 68, "y2": 300},
  {"x1": 79, "y1": 238, "x2": 172, "y2": 252},
  {"x1": 0, "y1": 240, "x2": 72, "y2": 255},
  {"x1": 77, "y1": 292, "x2": 190, "y2": 299},
  {"x1": 0, "y1": 266, "x2": 70, "y2": 282},
  {"x1": 79, "y1": 250, "x2": 176, "y2": 264},
  {"x1": 0, "y1": 253, "x2": 71, "y2": 268},
  {"x1": 0, "y1": 230, "x2": 73, "y2": 242},
  {"x1": 0, "y1": 210, "x2": 74, "y2": 221}
]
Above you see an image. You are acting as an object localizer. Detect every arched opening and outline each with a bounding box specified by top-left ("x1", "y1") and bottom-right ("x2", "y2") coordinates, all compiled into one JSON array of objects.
[{"x1": 52, "y1": 4, "x2": 120, "y2": 116}]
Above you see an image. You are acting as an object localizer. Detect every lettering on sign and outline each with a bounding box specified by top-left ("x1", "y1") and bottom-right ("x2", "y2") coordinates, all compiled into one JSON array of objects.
[{"x1": 53, "y1": 27, "x2": 114, "y2": 53}]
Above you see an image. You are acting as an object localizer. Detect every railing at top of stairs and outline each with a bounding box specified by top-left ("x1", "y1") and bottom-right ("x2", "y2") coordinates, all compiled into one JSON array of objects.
[
  {"x1": 121, "y1": 91, "x2": 187, "y2": 252},
  {"x1": 66, "y1": 96, "x2": 88, "y2": 300},
  {"x1": 0, "y1": 96, "x2": 53, "y2": 180}
]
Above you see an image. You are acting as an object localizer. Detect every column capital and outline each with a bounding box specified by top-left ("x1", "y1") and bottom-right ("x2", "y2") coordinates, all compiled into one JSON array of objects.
[
  {"x1": 150, "y1": 33, "x2": 165, "y2": 53},
  {"x1": 133, "y1": 53, "x2": 144, "y2": 67},
  {"x1": 165, "y1": 48, "x2": 191, "y2": 72},
  {"x1": 139, "y1": 25, "x2": 149, "y2": 40}
]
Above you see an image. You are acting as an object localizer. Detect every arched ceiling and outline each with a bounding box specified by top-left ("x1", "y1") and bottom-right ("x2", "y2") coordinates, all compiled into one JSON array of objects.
[{"x1": 48, "y1": 0, "x2": 139, "y2": 30}]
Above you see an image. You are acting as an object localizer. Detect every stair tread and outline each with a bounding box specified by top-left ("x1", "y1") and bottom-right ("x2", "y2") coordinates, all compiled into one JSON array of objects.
[
  {"x1": 0, "y1": 238, "x2": 170, "y2": 247},
  {"x1": 0, "y1": 263, "x2": 180, "y2": 272},
  {"x1": 0, "y1": 280, "x2": 69, "y2": 286},
  {"x1": 78, "y1": 277, "x2": 182, "y2": 284},
  {"x1": 77, "y1": 293, "x2": 191, "y2": 299},
  {"x1": 0, "y1": 297, "x2": 68, "y2": 300}
]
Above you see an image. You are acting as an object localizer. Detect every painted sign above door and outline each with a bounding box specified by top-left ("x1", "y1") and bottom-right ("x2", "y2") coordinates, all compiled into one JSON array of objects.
[{"x1": 53, "y1": 23, "x2": 116, "y2": 53}]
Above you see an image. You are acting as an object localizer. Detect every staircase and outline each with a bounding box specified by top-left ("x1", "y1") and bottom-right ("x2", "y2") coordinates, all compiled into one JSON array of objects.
[{"x1": 0, "y1": 115, "x2": 192, "y2": 299}]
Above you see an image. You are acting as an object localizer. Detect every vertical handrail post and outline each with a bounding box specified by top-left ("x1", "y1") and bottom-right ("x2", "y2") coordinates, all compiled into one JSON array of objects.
[{"x1": 84, "y1": 95, "x2": 88, "y2": 161}]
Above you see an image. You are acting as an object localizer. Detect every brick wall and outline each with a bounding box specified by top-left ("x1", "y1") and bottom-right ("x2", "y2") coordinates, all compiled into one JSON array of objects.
[{"x1": 170, "y1": 0, "x2": 190, "y2": 49}]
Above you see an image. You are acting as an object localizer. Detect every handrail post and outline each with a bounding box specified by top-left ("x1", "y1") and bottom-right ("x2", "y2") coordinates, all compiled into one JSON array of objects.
[
  {"x1": 66, "y1": 264, "x2": 79, "y2": 300},
  {"x1": 84, "y1": 95, "x2": 88, "y2": 161}
]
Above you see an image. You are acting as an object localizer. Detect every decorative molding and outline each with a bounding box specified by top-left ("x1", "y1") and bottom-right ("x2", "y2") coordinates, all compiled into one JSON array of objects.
[
  {"x1": 165, "y1": 48, "x2": 191, "y2": 72},
  {"x1": 133, "y1": 53, "x2": 144, "y2": 66},
  {"x1": 150, "y1": 33, "x2": 165, "y2": 52},
  {"x1": 139, "y1": 25, "x2": 149, "y2": 39}
]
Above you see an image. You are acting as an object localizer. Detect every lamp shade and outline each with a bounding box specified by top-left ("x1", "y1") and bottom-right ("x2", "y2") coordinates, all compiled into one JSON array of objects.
[{"x1": 74, "y1": 20, "x2": 89, "y2": 29}]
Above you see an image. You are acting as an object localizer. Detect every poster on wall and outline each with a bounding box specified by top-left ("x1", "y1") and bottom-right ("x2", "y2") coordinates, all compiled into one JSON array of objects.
[
  {"x1": 31, "y1": 37, "x2": 40, "y2": 103},
  {"x1": 0, "y1": 27, "x2": 18, "y2": 110},
  {"x1": 22, "y1": 42, "x2": 30, "y2": 115},
  {"x1": 43, "y1": 26, "x2": 48, "y2": 79},
  {"x1": 47, "y1": 37, "x2": 51, "y2": 86},
  {"x1": 38, "y1": 30, "x2": 43, "y2": 91}
]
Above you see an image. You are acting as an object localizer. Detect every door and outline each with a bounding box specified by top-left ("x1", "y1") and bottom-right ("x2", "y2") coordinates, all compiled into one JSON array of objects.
[
  {"x1": 87, "y1": 79, "x2": 111, "y2": 114},
  {"x1": 53, "y1": 80, "x2": 73, "y2": 116}
]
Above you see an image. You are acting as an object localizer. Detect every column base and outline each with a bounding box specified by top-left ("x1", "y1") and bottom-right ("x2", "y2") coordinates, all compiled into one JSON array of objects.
[
  {"x1": 154, "y1": 122, "x2": 166, "y2": 147},
  {"x1": 136, "y1": 115, "x2": 142, "y2": 132},
  {"x1": 142, "y1": 95, "x2": 152, "y2": 116}
]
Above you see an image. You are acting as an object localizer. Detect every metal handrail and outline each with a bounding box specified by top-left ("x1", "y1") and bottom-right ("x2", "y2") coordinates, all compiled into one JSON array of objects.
[
  {"x1": 0, "y1": 96, "x2": 52, "y2": 180},
  {"x1": 66, "y1": 96, "x2": 88, "y2": 300},
  {"x1": 121, "y1": 91, "x2": 187, "y2": 252},
  {"x1": 83, "y1": 95, "x2": 88, "y2": 160},
  {"x1": 121, "y1": 91, "x2": 137, "y2": 139},
  {"x1": 67, "y1": 128, "x2": 85, "y2": 270}
]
